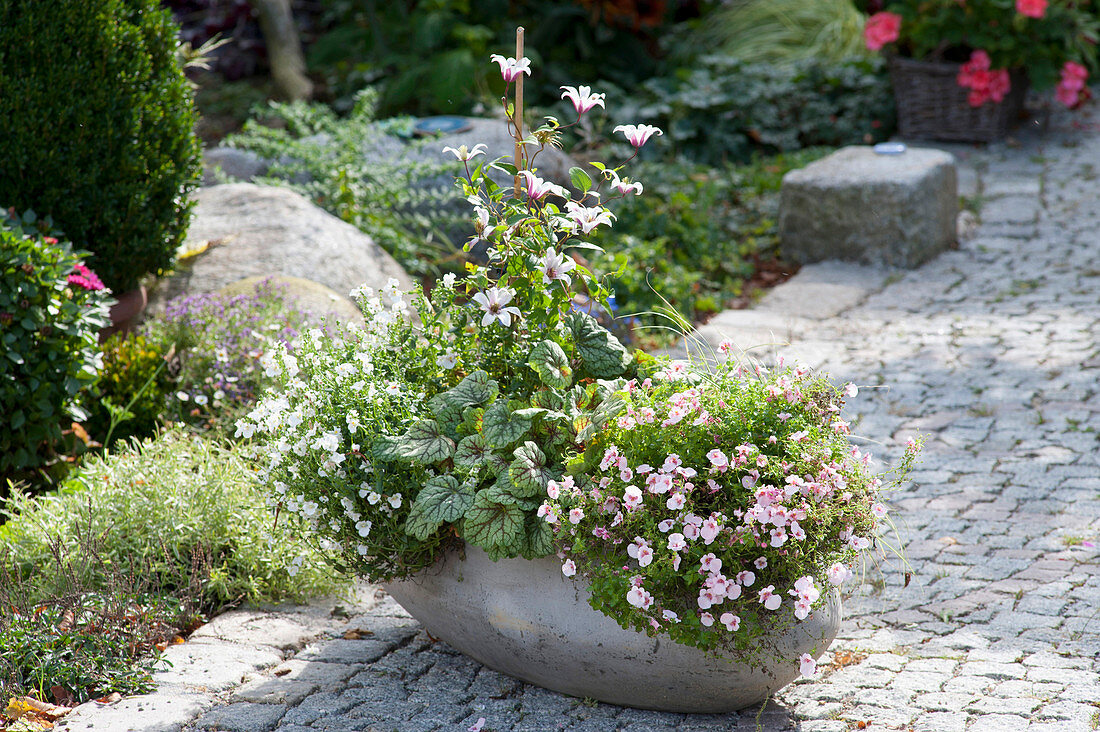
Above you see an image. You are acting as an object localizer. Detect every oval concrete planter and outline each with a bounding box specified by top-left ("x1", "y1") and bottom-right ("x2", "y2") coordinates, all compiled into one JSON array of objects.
[{"x1": 383, "y1": 546, "x2": 841, "y2": 713}]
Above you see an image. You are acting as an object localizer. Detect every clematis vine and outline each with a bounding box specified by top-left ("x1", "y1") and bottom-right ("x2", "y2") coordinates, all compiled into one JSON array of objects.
[
  {"x1": 607, "y1": 169, "x2": 643, "y2": 196},
  {"x1": 539, "y1": 247, "x2": 576, "y2": 286},
  {"x1": 442, "y1": 143, "x2": 487, "y2": 161},
  {"x1": 564, "y1": 201, "x2": 615, "y2": 235},
  {"x1": 520, "y1": 170, "x2": 567, "y2": 201}
]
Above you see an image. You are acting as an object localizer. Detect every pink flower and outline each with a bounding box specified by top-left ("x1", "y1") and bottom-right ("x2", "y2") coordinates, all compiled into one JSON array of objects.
[
  {"x1": 864, "y1": 12, "x2": 901, "y2": 51},
  {"x1": 719, "y1": 612, "x2": 741, "y2": 631},
  {"x1": 469, "y1": 717, "x2": 487, "y2": 732},
  {"x1": 1016, "y1": 0, "x2": 1047, "y2": 18},
  {"x1": 607, "y1": 169, "x2": 643, "y2": 196},
  {"x1": 667, "y1": 533, "x2": 687, "y2": 552},
  {"x1": 539, "y1": 247, "x2": 576, "y2": 285},
  {"x1": 799, "y1": 653, "x2": 817, "y2": 678},
  {"x1": 700, "y1": 553, "x2": 722, "y2": 574},
  {"x1": 561, "y1": 559, "x2": 577, "y2": 577},
  {"x1": 1057, "y1": 61, "x2": 1090, "y2": 108},
  {"x1": 626, "y1": 585, "x2": 653, "y2": 609},
  {"x1": 520, "y1": 171, "x2": 566, "y2": 201},
  {"x1": 736, "y1": 570, "x2": 756, "y2": 587},
  {"x1": 560, "y1": 85, "x2": 606, "y2": 114},
  {"x1": 568, "y1": 508, "x2": 585, "y2": 524},
  {"x1": 758, "y1": 585, "x2": 782, "y2": 611},
  {"x1": 666, "y1": 492, "x2": 686, "y2": 511},
  {"x1": 700, "y1": 611, "x2": 715, "y2": 627},
  {"x1": 957, "y1": 50, "x2": 1012, "y2": 107},
  {"x1": 489, "y1": 54, "x2": 531, "y2": 82},
  {"x1": 613, "y1": 124, "x2": 663, "y2": 148},
  {"x1": 623, "y1": 485, "x2": 644, "y2": 510},
  {"x1": 67, "y1": 263, "x2": 105, "y2": 291},
  {"x1": 564, "y1": 201, "x2": 615, "y2": 235},
  {"x1": 700, "y1": 517, "x2": 721, "y2": 544},
  {"x1": 827, "y1": 562, "x2": 852, "y2": 586}
]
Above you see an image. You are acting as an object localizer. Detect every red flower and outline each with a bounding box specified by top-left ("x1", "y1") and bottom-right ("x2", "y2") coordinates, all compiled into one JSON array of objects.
[
  {"x1": 1015, "y1": 0, "x2": 1048, "y2": 18},
  {"x1": 864, "y1": 12, "x2": 902, "y2": 51},
  {"x1": 957, "y1": 51, "x2": 1011, "y2": 107}
]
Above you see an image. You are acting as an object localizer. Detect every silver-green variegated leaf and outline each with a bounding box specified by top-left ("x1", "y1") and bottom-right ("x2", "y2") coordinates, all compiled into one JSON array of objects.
[
  {"x1": 372, "y1": 436, "x2": 405, "y2": 462},
  {"x1": 482, "y1": 400, "x2": 531, "y2": 448},
  {"x1": 531, "y1": 390, "x2": 564, "y2": 411},
  {"x1": 520, "y1": 515, "x2": 555, "y2": 559},
  {"x1": 528, "y1": 340, "x2": 573, "y2": 389},
  {"x1": 397, "y1": 420, "x2": 455, "y2": 464},
  {"x1": 429, "y1": 394, "x2": 464, "y2": 436},
  {"x1": 454, "y1": 433, "x2": 497, "y2": 471},
  {"x1": 463, "y1": 493, "x2": 525, "y2": 551},
  {"x1": 486, "y1": 472, "x2": 544, "y2": 510},
  {"x1": 567, "y1": 310, "x2": 632, "y2": 379},
  {"x1": 444, "y1": 370, "x2": 499, "y2": 408},
  {"x1": 405, "y1": 476, "x2": 475, "y2": 540},
  {"x1": 508, "y1": 441, "x2": 557, "y2": 498}
]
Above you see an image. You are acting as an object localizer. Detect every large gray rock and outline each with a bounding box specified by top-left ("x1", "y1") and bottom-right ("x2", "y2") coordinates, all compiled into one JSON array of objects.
[
  {"x1": 202, "y1": 147, "x2": 270, "y2": 186},
  {"x1": 152, "y1": 184, "x2": 413, "y2": 309},
  {"x1": 779, "y1": 145, "x2": 958, "y2": 269}
]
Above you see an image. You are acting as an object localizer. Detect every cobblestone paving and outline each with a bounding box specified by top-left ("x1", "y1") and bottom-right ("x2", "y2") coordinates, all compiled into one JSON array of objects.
[{"x1": 61, "y1": 106, "x2": 1100, "y2": 732}]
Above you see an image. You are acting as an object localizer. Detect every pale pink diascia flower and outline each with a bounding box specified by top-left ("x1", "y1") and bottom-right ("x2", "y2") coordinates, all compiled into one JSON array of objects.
[
  {"x1": 626, "y1": 585, "x2": 654, "y2": 609},
  {"x1": 539, "y1": 247, "x2": 576, "y2": 285},
  {"x1": 719, "y1": 612, "x2": 741, "y2": 631},
  {"x1": 568, "y1": 507, "x2": 585, "y2": 524},
  {"x1": 561, "y1": 559, "x2": 577, "y2": 577},
  {"x1": 489, "y1": 54, "x2": 531, "y2": 82},
  {"x1": 828, "y1": 562, "x2": 853, "y2": 585},
  {"x1": 623, "y1": 485, "x2": 644, "y2": 510},
  {"x1": 758, "y1": 585, "x2": 782, "y2": 610},
  {"x1": 560, "y1": 85, "x2": 606, "y2": 114},
  {"x1": 1016, "y1": 0, "x2": 1048, "y2": 18},
  {"x1": 700, "y1": 611, "x2": 714, "y2": 627},
  {"x1": 799, "y1": 653, "x2": 817, "y2": 678},
  {"x1": 737, "y1": 570, "x2": 756, "y2": 587},
  {"x1": 863, "y1": 11, "x2": 901, "y2": 51},
  {"x1": 473, "y1": 286, "x2": 522, "y2": 327},
  {"x1": 565, "y1": 201, "x2": 615, "y2": 235},
  {"x1": 613, "y1": 123, "x2": 663, "y2": 148},
  {"x1": 666, "y1": 492, "x2": 687, "y2": 511},
  {"x1": 441, "y1": 143, "x2": 487, "y2": 161},
  {"x1": 667, "y1": 533, "x2": 687, "y2": 552},
  {"x1": 469, "y1": 717, "x2": 487, "y2": 732},
  {"x1": 845, "y1": 382, "x2": 859, "y2": 398}
]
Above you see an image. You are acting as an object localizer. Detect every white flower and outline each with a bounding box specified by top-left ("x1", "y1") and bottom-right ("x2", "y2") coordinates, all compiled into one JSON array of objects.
[
  {"x1": 442, "y1": 272, "x2": 457, "y2": 288},
  {"x1": 438, "y1": 350, "x2": 458, "y2": 370},
  {"x1": 613, "y1": 123, "x2": 663, "y2": 148},
  {"x1": 489, "y1": 53, "x2": 531, "y2": 82},
  {"x1": 473, "y1": 286, "x2": 522, "y2": 327},
  {"x1": 561, "y1": 559, "x2": 577, "y2": 577},
  {"x1": 539, "y1": 247, "x2": 576, "y2": 286},
  {"x1": 560, "y1": 85, "x2": 606, "y2": 114},
  {"x1": 607, "y1": 169, "x2": 643, "y2": 196},
  {"x1": 520, "y1": 171, "x2": 567, "y2": 201},
  {"x1": 442, "y1": 143, "x2": 488, "y2": 161},
  {"x1": 564, "y1": 201, "x2": 615, "y2": 235}
]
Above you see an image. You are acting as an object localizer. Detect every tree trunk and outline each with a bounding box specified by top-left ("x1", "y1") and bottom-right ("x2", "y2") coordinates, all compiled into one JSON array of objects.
[{"x1": 250, "y1": 0, "x2": 312, "y2": 101}]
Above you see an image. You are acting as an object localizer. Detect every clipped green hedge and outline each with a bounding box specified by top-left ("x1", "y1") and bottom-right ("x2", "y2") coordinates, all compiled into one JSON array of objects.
[{"x1": 0, "y1": 0, "x2": 202, "y2": 293}]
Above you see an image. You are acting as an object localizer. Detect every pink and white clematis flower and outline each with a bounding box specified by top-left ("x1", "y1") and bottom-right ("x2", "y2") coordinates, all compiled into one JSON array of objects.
[
  {"x1": 473, "y1": 286, "x2": 521, "y2": 327},
  {"x1": 441, "y1": 143, "x2": 487, "y2": 161},
  {"x1": 613, "y1": 123, "x2": 663, "y2": 148},
  {"x1": 560, "y1": 85, "x2": 606, "y2": 114},
  {"x1": 607, "y1": 169, "x2": 643, "y2": 196},
  {"x1": 489, "y1": 54, "x2": 531, "y2": 82},
  {"x1": 564, "y1": 201, "x2": 615, "y2": 235},
  {"x1": 539, "y1": 247, "x2": 576, "y2": 285},
  {"x1": 520, "y1": 171, "x2": 567, "y2": 201}
]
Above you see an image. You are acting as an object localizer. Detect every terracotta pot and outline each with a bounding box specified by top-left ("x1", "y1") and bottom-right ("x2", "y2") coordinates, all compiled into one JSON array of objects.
[
  {"x1": 100, "y1": 284, "x2": 148, "y2": 342},
  {"x1": 384, "y1": 545, "x2": 841, "y2": 713}
]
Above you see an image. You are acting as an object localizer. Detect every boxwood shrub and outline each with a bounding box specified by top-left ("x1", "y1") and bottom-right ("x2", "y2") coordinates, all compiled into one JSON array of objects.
[{"x1": 0, "y1": 0, "x2": 202, "y2": 293}]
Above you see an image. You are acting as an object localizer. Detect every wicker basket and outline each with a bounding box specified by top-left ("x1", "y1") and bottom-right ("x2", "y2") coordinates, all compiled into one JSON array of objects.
[{"x1": 889, "y1": 56, "x2": 1028, "y2": 142}]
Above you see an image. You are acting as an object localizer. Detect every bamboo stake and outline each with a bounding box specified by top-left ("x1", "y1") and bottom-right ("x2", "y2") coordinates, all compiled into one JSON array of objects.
[{"x1": 513, "y1": 26, "x2": 524, "y2": 199}]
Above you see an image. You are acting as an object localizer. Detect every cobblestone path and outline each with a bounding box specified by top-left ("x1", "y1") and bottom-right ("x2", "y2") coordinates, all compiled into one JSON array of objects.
[{"x1": 60, "y1": 106, "x2": 1100, "y2": 732}]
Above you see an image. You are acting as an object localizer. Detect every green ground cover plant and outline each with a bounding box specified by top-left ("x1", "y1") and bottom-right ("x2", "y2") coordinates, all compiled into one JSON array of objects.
[{"x1": 222, "y1": 90, "x2": 464, "y2": 278}]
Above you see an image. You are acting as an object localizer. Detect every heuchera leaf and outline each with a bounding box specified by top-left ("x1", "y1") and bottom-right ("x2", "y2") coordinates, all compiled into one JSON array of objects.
[
  {"x1": 481, "y1": 400, "x2": 531, "y2": 448},
  {"x1": 508, "y1": 441, "x2": 556, "y2": 498},
  {"x1": 454, "y1": 433, "x2": 497, "y2": 470},
  {"x1": 520, "y1": 514, "x2": 554, "y2": 559},
  {"x1": 397, "y1": 420, "x2": 455, "y2": 464},
  {"x1": 405, "y1": 476, "x2": 475, "y2": 539},
  {"x1": 567, "y1": 310, "x2": 632, "y2": 379},
  {"x1": 528, "y1": 340, "x2": 573, "y2": 389},
  {"x1": 463, "y1": 493, "x2": 525, "y2": 551},
  {"x1": 444, "y1": 370, "x2": 499, "y2": 408},
  {"x1": 531, "y1": 390, "x2": 564, "y2": 411},
  {"x1": 429, "y1": 394, "x2": 464, "y2": 436},
  {"x1": 372, "y1": 436, "x2": 405, "y2": 462}
]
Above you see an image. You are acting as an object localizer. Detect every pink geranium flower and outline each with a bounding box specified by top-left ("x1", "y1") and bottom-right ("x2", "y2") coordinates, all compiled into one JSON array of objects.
[
  {"x1": 68, "y1": 263, "x2": 105, "y2": 291},
  {"x1": 864, "y1": 12, "x2": 902, "y2": 51},
  {"x1": 1016, "y1": 0, "x2": 1048, "y2": 18}
]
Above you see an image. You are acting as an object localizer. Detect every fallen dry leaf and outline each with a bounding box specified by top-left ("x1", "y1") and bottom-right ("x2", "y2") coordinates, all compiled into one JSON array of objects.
[
  {"x1": 273, "y1": 668, "x2": 292, "y2": 677},
  {"x1": 93, "y1": 693, "x2": 122, "y2": 705},
  {"x1": 343, "y1": 628, "x2": 373, "y2": 640},
  {"x1": 830, "y1": 650, "x2": 866, "y2": 669},
  {"x1": 939, "y1": 536, "x2": 959, "y2": 545}
]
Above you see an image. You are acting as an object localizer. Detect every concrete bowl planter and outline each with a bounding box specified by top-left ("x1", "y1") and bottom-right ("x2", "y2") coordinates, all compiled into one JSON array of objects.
[{"x1": 383, "y1": 545, "x2": 841, "y2": 713}]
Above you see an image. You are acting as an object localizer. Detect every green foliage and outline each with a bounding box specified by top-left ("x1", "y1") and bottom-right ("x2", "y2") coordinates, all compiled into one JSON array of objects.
[
  {"x1": 616, "y1": 55, "x2": 894, "y2": 166},
  {"x1": 0, "y1": 428, "x2": 342, "y2": 613},
  {"x1": 0, "y1": 0, "x2": 202, "y2": 293},
  {"x1": 309, "y1": 0, "x2": 675, "y2": 116},
  {"x1": 223, "y1": 90, "x2": 465, "y2": 277},
  {"x1": 695, "y1": 0, "x2": 872, "y2": 64},
  {"x1": 0, "y1": 211, "x2": 110, "y2": 481},
  {"x1": 591, "y1": 150, "x2": 830, "y2": 339},
  {"x1": 88, "y1": 334, "x2": 172, "y2": 446}
]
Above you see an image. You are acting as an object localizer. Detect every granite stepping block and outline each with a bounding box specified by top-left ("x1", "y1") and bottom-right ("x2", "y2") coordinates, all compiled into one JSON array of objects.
[{"x1": 779, "y1": 145, "x2": 958, "y2": 269}]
